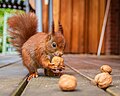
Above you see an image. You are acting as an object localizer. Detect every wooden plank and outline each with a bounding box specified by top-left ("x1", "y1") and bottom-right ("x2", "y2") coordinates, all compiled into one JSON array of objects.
[
  {"x1": 99, "y1": 0, "x2": 106, "y2": 54},
  {"x1": 88, "y1": 0, "x2": 99, "y2": 54},
  {"x1": 60, "y1": 0, "x2": 72, "y2": 53},
  {"x1": 11, "y1": 76, "x2": 28, "y2": 96},
  {"x1": 64, "y1": 55, "x2": 120, "y2": 95},
  {"x1": 21, "y1": 63, "x2": 110, "y2": 96},
  {"x1": 71, "y1": 0, "x2": 80, "y2": 53},
  {"x1": 0, "y1": 61, "x2": 28, "y2": 96},
  {"x1": 84, "y1": 0, "x2": 89, "y2": 53},
  {"x1": 0, "y1": 54, "x2": 20, "y2": 67},
  {"x1": 42, "y1": 0, "x2": 49, "y2": 33},
  {"x1": 53, "y1": 0, "x2": 60, "y2": 32},
  {"x1": 0, "y1": 54, "x2": 20, "y2": 61},
  {"x1": 69, "y1": 0, "x2": 85, "y2": 53},
  {"x1": 78, "y1": 0, "x2": 85, "y2": 53}
]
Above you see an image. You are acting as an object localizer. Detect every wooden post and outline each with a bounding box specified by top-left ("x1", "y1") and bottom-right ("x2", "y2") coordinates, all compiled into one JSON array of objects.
[
  {"x1": 35, "y1": 0, "x2": 43, "y2": 32},
  {"x1": 71, "y1": 0, "x2": 81, "y2": 53},
  {"x1": 60, "y1": 0, "x2": 72, "y2": 53},
  {"x1": 88, "y1": 0, "x2": 99, "y2": 54},
  {"x1": 53, "y1": 0, "x2": 60, "y2": 32},
  {"x1": 84, "y1": 0, "x2": 89, "y2": 53},
  {"x1": 97, "y1": 0, "x2": 111, "y2": 56},
  {"x1": 48, "y1": 0, "x2": 53, "y2": 31},
  {"x1": 25, "y1": 0, "x2": 30, "y2": 13},
  {"x1": 43, "y1": 0, "x2": 49, "y2": 33},
  {"x1": 79, "y1": 0, "x2": 85, "y2": 53},
  {"x1": 99, "y1": 0, "x2": 106, "y2": 54},
  {"x1": 2, "y1": 12, "x2": 8, "y2": 54}
]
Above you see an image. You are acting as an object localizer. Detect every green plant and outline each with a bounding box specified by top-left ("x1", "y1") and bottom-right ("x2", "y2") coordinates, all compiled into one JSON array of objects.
[
  {"x1": 0, "y1": 8, "x2": 24, "y2": 53},
  {"x1": 0, "y1": 8, "x2": 24, "y2": 35}
]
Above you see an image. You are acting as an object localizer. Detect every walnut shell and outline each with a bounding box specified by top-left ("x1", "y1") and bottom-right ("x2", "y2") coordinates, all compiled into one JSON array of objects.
[
  {"x1": 51, "y1": 56, "x2": 65, "y2": 70},
  {"x1": 58, "y1": 74, "x2": 77, "y2": 91},
  {"x1": 94, "y1": 73, "x2": 112, "y2": 89},
  {"x1": 100, "y1": 65, "x2": 112, "y2": 74}
]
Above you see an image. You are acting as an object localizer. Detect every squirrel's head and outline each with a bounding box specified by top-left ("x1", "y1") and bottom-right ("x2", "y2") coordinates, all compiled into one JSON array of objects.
[{"x1": 45, "y1": 21, "x2": 65, "y2": 57}]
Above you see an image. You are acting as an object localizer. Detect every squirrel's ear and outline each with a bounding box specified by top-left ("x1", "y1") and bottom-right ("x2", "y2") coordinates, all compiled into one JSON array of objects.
[
  {"x1": 46, "y1": 33, "x2": 52, "y2": 41},
  {"x1": 58, "y1": 21, "x2": 63, "y2": 35},
  {"x1": 51, "y1": 21, "x2": 55, "y2": 35}
]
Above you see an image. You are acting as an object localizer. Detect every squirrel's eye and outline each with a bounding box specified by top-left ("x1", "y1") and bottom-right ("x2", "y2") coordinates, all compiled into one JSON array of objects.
[{"x1": 52, "y1": 42, "x2": 57, "y2": 48}]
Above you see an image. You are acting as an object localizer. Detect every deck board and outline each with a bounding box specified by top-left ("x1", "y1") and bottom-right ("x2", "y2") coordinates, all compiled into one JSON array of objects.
[
  {"x1": 64, "y1": 54, "x2": 120, "y2": 95},
  {"x1": 0, "y1": 54, "x2": 120, "y2": 96},
  {"x1": 0, "y1": 55, "x2": 28, "y2": 96},
  {"x1": 21, "y1": 67, "x2": 110, "y2": 96},
  {"x1": 0, "y1": 54, "x2": 20, "y2": 67}
]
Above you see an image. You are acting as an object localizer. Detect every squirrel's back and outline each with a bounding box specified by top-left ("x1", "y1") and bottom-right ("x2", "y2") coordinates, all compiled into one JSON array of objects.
[
  {"x1": 7, "y1": 13, "x2": 37, "y2": 55},
  {"x1": 22, "y1": 32, "x2": 47, "y2": 53}
]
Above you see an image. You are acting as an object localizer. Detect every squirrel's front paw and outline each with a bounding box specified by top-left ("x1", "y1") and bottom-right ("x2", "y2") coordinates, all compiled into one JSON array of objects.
[
  {"x1": 27, "y1": 73, "x2": 38, "y2": 81},
  {"x1": 48, "y1": 63, "x2": 65, "y2": 71},
  {"x1": 48, "y1": 63, "x2": 56, "y2": 70}
]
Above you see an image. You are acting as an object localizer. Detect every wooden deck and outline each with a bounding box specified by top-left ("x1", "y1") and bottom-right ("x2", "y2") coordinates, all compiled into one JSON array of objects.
[{"x1": 0, "y1": 54, "x2": 120, "y2": 96}]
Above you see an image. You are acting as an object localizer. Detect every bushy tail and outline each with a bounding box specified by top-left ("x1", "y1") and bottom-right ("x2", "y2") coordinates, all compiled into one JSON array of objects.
[{"x1": 7, "y1": 13, "x2": 37, "y2": 54}]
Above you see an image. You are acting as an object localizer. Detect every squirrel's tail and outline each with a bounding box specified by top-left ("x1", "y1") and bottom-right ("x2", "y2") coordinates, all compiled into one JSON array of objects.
[{"x1": 7, "y1": 13, "x2": 37, "y2": 54}]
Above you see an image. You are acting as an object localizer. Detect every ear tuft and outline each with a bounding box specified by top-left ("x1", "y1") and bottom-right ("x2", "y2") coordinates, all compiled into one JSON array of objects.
[
  {"x1": 51, "y1": 21, "x2": 55, "y2": 35},
  {"x1": 58, "y1": 21, "x2": 63, "y2": 34},
  {"x1": 46, "y1": 33, "x2": 52, "y2": 41}
]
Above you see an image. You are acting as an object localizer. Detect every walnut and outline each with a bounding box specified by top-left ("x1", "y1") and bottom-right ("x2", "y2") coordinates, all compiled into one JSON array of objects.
[
  {"x1": 94, "y1": 73, "x2": 112, "y2": 89},
  {"x1": 100, "y1": 65, "x2": 112, "y2": 74},
  {"x1": 58, "y1": 74, "x2": 77, "y2": 91},
  {"x1": 51, "y1": 56, "x2": 65, "y2": 70}
]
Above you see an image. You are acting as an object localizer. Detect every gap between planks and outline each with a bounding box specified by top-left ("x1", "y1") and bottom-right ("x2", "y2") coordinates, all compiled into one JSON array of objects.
[
  {"x1": 0, "y1": 59, "x2": 21, "y2": 68},
  {"x1": 11, "y1": 76, "x2": 28, "y2": 96}
]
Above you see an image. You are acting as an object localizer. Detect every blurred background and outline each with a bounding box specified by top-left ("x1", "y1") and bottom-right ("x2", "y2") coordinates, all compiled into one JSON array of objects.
[{"x1": 0, "y1": 0, "x2": 120, "y2": 55}]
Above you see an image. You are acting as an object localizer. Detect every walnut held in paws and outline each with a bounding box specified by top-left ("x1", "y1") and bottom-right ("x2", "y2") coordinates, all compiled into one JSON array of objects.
[
  {"x1": 94, "y1": 73, "x2": 112, "y2": 89},
  {"x1": 58, "y1": 74, "x2": 77, "y2": 91},
  {"x1": 100, "y1": 65, "x2": 112, "y2": 74},
  {"x1": 51, "y1": 56, "x2": 65, "y2": 70}
]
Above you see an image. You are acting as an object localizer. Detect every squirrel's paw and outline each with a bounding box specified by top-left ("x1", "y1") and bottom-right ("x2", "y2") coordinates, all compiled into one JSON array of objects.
[
  {"x1": 48, "y1": 63, "x2": 56, "y2": 70},
  {"x1": 48, "y1": 63, "x2": 65, "y2": 71},
  {"x1": 27, "y1": 73, "x2": 38, "y2": 81}
]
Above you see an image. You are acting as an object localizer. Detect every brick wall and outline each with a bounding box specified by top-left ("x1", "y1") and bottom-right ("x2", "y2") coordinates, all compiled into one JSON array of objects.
[{"x1": 105, "y1": 0, "x2": 120, "y2": 55}]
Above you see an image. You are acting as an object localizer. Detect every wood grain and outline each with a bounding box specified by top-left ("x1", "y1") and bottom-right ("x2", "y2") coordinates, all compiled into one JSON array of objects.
[
  {"x1": 78, "y1": 0, "x2": 85, "y2": 53},
  {"x1": 0, "y1": 59, "x2": 28, "y2": 96},
  {"x1": 52, "y1": 0, "x2": 106, "y2": 54},
  {"x1": 84, "y1": 0, "x2": 89, "y2": 53},
  {"x1": 42, "y1": 0, "x2": 49, "y2": 33},
  {"x1": 88, "y1": 0, "x2": 99, "y2": 54},
  {"x1": 99, "y1": 0, "x2": 106, "y2": 54},
  {"x1": 71, "y1": 0, "x2": 80, "y2": 53},
  {"x1": 60, "y1": 0, "x2": 72, "y2": 53},
  {"x1": 53, "y1": 0, "x2": 60, "y2": 32}
]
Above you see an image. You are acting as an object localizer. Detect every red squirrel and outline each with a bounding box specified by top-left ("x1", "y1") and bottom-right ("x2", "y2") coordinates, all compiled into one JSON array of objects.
[{"x1": 7, "y1": 13, "x2": 65, "y2": 81}]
